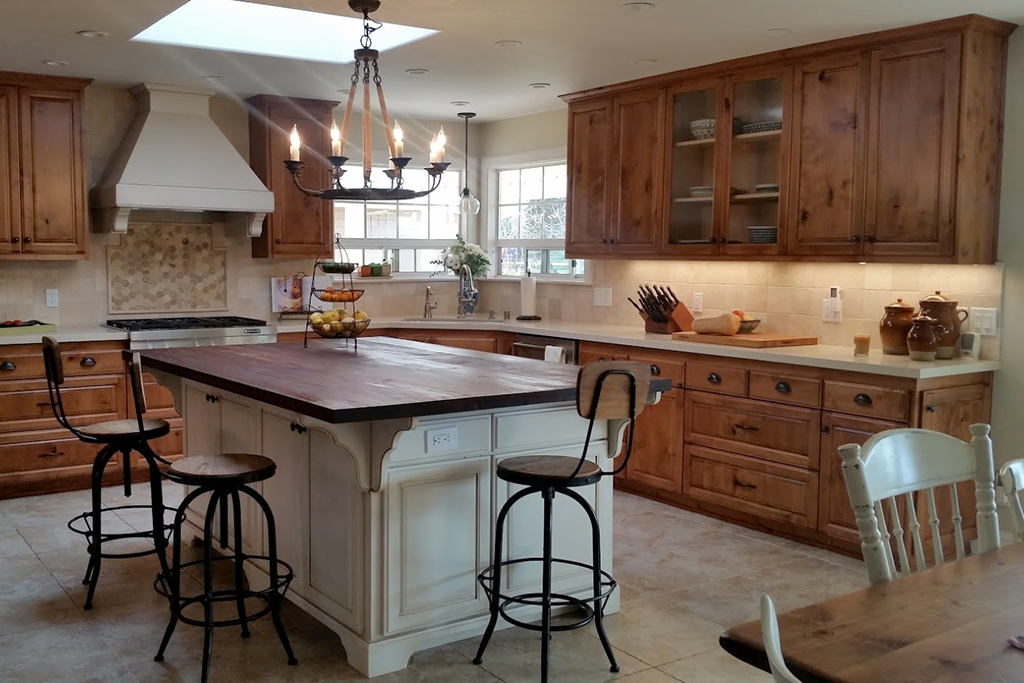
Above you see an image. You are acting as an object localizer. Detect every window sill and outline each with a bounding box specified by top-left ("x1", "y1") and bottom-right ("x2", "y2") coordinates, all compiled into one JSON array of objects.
[
  {"x1": 334, "y1": 275, "x2": 458, "y2": 284},
  {"x1": 485, "y1": 276, "x2": 592, "y2": 286}
]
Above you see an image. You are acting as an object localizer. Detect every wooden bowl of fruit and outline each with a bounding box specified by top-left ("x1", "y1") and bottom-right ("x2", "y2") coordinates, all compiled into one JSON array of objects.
[
  {"x1": 732, "y1": 309, "x2": 761, "y2": 333},
  {"x1": 308, "y1": 309, "x2": 371, "y2": 338}
]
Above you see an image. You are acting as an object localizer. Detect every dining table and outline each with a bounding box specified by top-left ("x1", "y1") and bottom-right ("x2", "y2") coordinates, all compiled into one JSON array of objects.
[{"x1": 719, "y1": 541, "x2": 1024, "y2": 682}]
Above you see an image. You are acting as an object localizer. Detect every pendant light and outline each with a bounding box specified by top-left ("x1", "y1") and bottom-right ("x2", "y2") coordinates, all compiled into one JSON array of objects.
[{"x1": 458, "y1": 111, "x2": 481, "y2": 215}]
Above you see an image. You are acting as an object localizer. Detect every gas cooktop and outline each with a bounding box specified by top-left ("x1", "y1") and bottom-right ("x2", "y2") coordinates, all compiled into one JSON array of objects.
[{"x1": 105, "y1": 316, "x2": 267, "y2": 332}]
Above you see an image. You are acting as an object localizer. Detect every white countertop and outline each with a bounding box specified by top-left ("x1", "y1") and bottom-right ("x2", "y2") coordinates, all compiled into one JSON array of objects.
[
  {"x1": 0, "y1": 325, "x2": 128, "y2": 345},
  {"x1": 278, "y1": 316, "x2": 1000, "y2": 380}
]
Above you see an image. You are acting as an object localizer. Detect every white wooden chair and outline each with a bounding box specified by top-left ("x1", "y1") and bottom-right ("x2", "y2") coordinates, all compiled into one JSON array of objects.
[
  {"x1": 760, "y1": 595, "x2": 802, "y2": 683},
  {"x1": 998, "y1": 459, "x2": 1024, "y2": 540},
  {"x1": 838, "y1": 423, "x2": 1000, "y2": 585}
]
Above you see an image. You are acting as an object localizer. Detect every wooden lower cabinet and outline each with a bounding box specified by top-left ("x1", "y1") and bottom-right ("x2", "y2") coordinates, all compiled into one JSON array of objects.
[
  {"x1": 623, "y1": 352, "x2": 684, "y2": 493},
  {"x1": 374, "y1": 329, "x2": 506, "y2": 355}
]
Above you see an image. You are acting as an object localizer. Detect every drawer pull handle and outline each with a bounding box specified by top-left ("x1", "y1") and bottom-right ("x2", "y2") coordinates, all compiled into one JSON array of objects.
[
  {"x1": 775, "y1": 381, "x2": 791, "y2": 394},
  {"x1": 38, "y1": 449, "x2": 64, "y2": 458},
  {"x1": 734, "y1": 424, "x2": 759, "y2": 432},
  {"x1": 854, "y1": 393, "x2": 873, "y2": 406},
  {"x1": 36, "y1": 401, "x2": 53, "y2": 407},
  {"x1": 707, "y1": 372, "x2": 721, "y2": 384},
  {"x1": 290, "y1": 422, "x2": 307, "y2": 435},
  {"x1": 80, "y1": 357, "x2": 96, "y2": 367},
  {"x1": 0, "y1": 360, "x2": 15, "y2": 371},
  {"x1": 649, "y1": 364, "x2": 661, "y2": 376},
  {"x1": 733, "y1": 478, "x2": 757, "y2": 490}
]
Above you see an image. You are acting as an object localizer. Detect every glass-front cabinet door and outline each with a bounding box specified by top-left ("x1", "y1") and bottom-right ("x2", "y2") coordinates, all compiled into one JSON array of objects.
[
  {"x1": 721, "y1": 69, "x2": 790, "y2": 254},
  {"x1": 664, "y1": 80, "x2": 723, "y2": 256}
]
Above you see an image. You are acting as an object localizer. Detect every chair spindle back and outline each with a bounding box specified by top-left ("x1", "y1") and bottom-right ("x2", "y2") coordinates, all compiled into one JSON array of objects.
[
  {"x1": 838, "y1": 424, "x2": 999, "y2": 586},
  {"x1": 998, "y1": 459, "x2": 1024, "y2": 542},
  {"x1": 41, "y1": 336, "x2": 77, "y2": 435}
]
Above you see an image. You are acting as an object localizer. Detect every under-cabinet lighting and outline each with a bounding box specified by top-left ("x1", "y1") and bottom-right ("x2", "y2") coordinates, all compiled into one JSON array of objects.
[{"x1": 132, "y1": 0, "x2": 436, "y2": 64}]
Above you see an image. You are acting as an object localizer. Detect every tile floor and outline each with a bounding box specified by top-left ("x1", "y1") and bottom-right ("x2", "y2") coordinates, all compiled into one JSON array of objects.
[{"x1": 0, "y1": 483, "x2": 867, "y2": 682}]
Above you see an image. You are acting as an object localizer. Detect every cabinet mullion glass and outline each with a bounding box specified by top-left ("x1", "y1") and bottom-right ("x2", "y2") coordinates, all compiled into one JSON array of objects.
[
  {"x1": 726, "y1": 76, "x2": 784, "y2": 247},
  {"x1": 668, "y1": 86, "x2": 719, "y2": 246}
]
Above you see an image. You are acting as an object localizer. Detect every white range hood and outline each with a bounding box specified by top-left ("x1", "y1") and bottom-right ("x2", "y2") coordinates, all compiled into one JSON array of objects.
[{"x1": 91, "y1": 84, "x2": 273, "y2": 236}]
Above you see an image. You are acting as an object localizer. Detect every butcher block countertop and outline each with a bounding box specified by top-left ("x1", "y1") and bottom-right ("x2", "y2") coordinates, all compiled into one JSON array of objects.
[{"x1": 134, "y1": 337, "x2": 583, "y2": 424}]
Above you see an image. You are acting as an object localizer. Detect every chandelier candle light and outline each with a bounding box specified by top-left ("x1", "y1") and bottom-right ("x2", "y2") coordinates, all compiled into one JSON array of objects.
[{"x1": 283, "y1": 0, "x2": 449, "y2": 201}]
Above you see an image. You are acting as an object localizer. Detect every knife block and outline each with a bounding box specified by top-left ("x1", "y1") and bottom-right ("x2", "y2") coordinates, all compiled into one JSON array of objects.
[{"x1": 640, "y1": 302, "x2": 695, "y2": 334}]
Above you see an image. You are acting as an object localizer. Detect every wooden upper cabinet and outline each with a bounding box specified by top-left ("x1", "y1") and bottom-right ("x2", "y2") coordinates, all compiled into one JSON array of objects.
[
  {"x1": 787, "y1": 53, "x2": 868, "y2": 256},
  {"x1": 0, "y1": 73, "x2": 89, "y2": 260},
  {"x1": 864, "y1": 37, "x2": 960, "y2": 258},
  {"x1": 565, "y1": 100, "x2": 613, "y2": 257},
  {"x1": 0, "y1": 86, "x2": 17, "y2": 255},
  {"x1": 19, "y1": 90, "x2": 86, "y2": 256},
  {"x1": 608, "y1": 89, "x2": 665, "y2": 253},
  {"x1": 248, "y1": 95, "x2": 338, "y2": 259}
]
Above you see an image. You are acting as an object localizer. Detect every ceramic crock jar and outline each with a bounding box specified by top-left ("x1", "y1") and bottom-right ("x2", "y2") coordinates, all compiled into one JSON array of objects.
[
  {"x1": 907, "y1": 314, "x2": 938, "y2": 361},
  {"x1": 918, "y1": 291, "x2": 969, "y2": 359},
  {"x1": 879, "y1": 298, "x2": 915, "y2": 355}
]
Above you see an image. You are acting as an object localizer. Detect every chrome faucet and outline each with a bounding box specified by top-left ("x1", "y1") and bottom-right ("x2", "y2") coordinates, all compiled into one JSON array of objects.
[
  {"x1": 457, "y1": 264, "x2": 478, "y2": 319},
  {"x1": 423, "y1": 286, "x2": 438, "y2": 319}
]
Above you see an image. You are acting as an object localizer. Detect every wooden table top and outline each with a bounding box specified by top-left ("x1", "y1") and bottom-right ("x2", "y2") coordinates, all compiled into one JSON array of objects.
[
  {"x1": 135, "y1": 337, "x2": 581, "y2": 424},
  {"x1": 720, "y1": 542, "x2": 1024, "y2": 683}
]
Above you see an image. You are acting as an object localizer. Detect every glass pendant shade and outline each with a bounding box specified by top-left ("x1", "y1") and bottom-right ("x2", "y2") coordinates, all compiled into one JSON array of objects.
[{"x1": 461, "y1": 187, "x2": 481, "y2": 215}]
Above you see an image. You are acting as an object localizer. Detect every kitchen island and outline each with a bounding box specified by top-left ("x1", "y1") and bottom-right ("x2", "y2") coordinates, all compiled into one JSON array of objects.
[{"x1": 136, "y1": 337, "x2": 634, "y2": 677}]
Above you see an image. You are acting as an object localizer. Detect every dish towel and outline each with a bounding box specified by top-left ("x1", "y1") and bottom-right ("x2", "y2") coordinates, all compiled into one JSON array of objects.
[{"x1": 544, "y1": 345, "x2": 565, "y2": 363}]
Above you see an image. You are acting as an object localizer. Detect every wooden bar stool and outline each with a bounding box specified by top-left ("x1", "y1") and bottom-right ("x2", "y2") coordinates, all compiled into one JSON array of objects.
[
  {"x1": 473, "y1": 360, "x2": 652, "y2": 683},
  {"x1": 41, "y1": 338, "x2": 174, "y2": 610},
  {"x1": 154, "y1": 453, "x2": 297, "y2": 683}
]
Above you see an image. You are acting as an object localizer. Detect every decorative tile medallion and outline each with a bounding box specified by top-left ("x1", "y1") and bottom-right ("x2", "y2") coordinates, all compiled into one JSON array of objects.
[{"x1": 107, "y1": 223, "x2": 227, "y2": 313}]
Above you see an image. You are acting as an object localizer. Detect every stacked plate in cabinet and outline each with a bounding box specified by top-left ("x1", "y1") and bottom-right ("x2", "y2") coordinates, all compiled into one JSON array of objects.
[{"x1": 746, "y1": 225, "x2": 778, "y2": 244}]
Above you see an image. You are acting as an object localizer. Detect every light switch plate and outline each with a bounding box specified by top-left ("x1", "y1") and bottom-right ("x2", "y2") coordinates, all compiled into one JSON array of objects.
[
  {"x1": 822, "y1": 298, "x2": 842, "y2": 323},
  {"x1": 594, "y1": 287, "x2": 613, "y2": 307},
  {"x1": 692, "y1": 293, "x2": 704, "y2": 313},
  {"x1": 969, "y1": 307, "x2": 999, "y2": 336},
  {"x1": 45, "y1": 289, "x2": 59, "y2": 308}
]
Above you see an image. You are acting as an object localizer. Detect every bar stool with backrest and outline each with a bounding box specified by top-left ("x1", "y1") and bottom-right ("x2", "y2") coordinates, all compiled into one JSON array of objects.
[
  {"x1": 473, "y1": 360, "x2": 652, "y2": 682},
  {"x1": 838, "y1": 423, "x2": 1000, "y2": 586},
  {"x1": 137, "y1": 355, "x2": 296, "y2": 682},
  {"x1": 41, "y1": 336, "x2": 173, "y2": 609}
]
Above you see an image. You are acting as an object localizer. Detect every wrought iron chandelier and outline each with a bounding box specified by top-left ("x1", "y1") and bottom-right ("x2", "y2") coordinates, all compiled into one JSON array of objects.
[{"x1": 283, "y1": 0, "x2": 449, "y2": 201}]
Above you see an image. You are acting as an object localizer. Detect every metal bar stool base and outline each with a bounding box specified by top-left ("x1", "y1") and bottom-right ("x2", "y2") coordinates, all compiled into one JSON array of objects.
[{"x1": 67, "y1": 505, "x2": 175, "y2": 562}]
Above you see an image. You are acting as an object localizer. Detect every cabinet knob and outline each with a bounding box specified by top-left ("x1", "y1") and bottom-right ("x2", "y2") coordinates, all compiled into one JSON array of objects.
[
  {"x1": 290, "y1": 422, "x2": 307, "y2": 435},
  {"x1": 818, "y1": 70, "x2": 828, "y2": 82},
  {"x1": 849, "y1": 235, "x2": 862, "y2": 242},
  {"x1": 10, "y1": 236, "x2": 19, "y2": 244},
  {"x1": 774, "y1": 381, "x2": 791, "y2": 394},
  {"x1": 865, "y1": 235, "x2": 876, "y2": 243},
  {"x1": 275, "y1": 238, "x2": 282, "y2": 244},
  {"x1": 0, "y1": 360, "x2": 15, "y2": 371},
  {"x1": 649, "y1": 364, "x2": 660, "y2": 376},
  {"x1": 707, "y1": 372, "x2": 721, "y2": 384},
  {"x1": 205, "y1": 393, "x2": 219, "y2": 403},
  {"x1": 854, "y1": 393, "x2": 873, "y2": 406},
  {"x1": 926, "y1": 405, "x2": 936, "y2": 413},
  {"x1": 23, "y1": 237, "x2": 31, "y2": 243},
  {"x1": 821, "y1": 425, "x2": 831, "y2": 433},
  {"x1": 80, "y1": 357, "x2": 96, "y2": 367}
]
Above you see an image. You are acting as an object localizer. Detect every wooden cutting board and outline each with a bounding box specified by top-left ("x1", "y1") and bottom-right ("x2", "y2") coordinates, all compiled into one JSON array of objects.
[{"x1": 671, "y1": 331, "x2": 818, "y2": 348}]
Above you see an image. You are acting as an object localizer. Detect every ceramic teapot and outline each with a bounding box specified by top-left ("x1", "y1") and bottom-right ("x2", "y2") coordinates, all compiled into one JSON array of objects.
[
  {"x1": 879, "y1": 298, "x2": 915, "y2": 355},
  {"x1": 918, "y1": 291, "x2": 968, "y2": 359}
]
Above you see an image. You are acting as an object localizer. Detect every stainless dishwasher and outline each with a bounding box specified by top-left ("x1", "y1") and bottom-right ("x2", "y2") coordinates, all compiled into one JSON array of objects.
[{"x1": 510, "y1": 334, "x2": 577, "y2": 364}]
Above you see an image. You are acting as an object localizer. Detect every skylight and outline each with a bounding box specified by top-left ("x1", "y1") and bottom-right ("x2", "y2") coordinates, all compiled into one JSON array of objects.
[{"x1": 133, "y1": 0, "x2": 437, "y2": 63}]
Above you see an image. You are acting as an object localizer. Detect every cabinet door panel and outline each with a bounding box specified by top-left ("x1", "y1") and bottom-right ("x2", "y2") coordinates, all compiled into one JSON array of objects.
[
  {"x1": 260, "y1": 408, "x2": 309, "y2": 582},
  {"x1": 623, "y1": 353, "x2": 684, "y2": 492},
  {"x1": 19, "y1": 89, "x2": 85, "y2": 255},
  {"x1": 609, "y1": 89, "x2": 664, "y2": 253},
  {"x1": 864, "y1": 37, "x2": 960, "y2": 257},
  {"x1": 0, "y1": 86, "x2": 18, "y2": 253},
  {"x1": 565, "y1": 100, "x2": 612, "y2": 256},
  {"x1": 787, "y1": 53, "x2": 868, "y2": 256}
]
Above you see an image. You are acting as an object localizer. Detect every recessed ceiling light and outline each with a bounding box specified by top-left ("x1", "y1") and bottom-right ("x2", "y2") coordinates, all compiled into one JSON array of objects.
[
  {"x1": 41, "y1": 60, "x2": 70, "y2": 67},
  {"x1": 529, "y1": 82, "x2": 551, "y2": 89},
  {"x1": 495, "y1": 40, "x2": 522, "y2": 48},
  {"x1": 132, "y1": 0, "x2": 436, "y2": 63},
  {"x1": 632, "y1": 58, "x2": 657, "y2": 66},
  {"x1": 450, "y1": 100, "x2": 470, "y2": 106},
  {"x1": 405, "y1": 68, "x2": 429, "y2": 75},
  {"x1": 765, "y1": 27, "x2": 791, "y2": 36},
  {"x1": 621, "y1": 1, "x2": 655, "y2": 11},
  {"x1": 77, "y1": 29, "x2": 109, "y2": 38}
]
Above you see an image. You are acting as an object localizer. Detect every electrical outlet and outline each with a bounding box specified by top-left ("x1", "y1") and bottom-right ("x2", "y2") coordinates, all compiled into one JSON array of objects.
[
  {"x1": 822, "y1": 298, "x2": 842, "y2": 323},
  {"x1": 426, "y1": 426, "x2": 458, "y2": 453},
  {"x1": 692, "y1": 293, "x2": 703, "y2": 313},
  {"x1": 45, "y1": 289, "x2": 59, "y2": 308},
  {"x1": 969, "y1": 307, "x2": 999, "y2": 335},
  {"x1": 594, "y1": 287, "x2": 613, "y2": 307}
]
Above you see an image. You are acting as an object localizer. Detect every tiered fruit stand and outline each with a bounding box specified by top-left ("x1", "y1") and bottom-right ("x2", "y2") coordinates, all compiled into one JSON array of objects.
[{"x1": 303, "y1": 236, "x2": 371, "y2": 348}]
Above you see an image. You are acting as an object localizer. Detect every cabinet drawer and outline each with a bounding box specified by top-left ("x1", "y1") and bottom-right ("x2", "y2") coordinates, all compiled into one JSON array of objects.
[
  {"x1": 685, "y1": 361, "x2": 747, "y2": 396},
  {"x1": 627, "y1": 351, "x2": 684, "y2": 387},
  {"x1": 0, "y1": 374, "x2": 127, "y2": 433},
  {"x1": 823, "y1": 380, "x2": 910, "y2": 421},
  {"x1": 684, "y1": 445, "x2": 818, "y2": 529},
  {"x1": 749, "y1": 371, "x2": 821, "y2": 408},
  {"x1": 0, "y1": 342, "x2": 125, "y2": 381},
  {"x1": 685, "y1": 392, "x2": 820, "y2": 470},
  {"x1": 0, "y1": 434, "x2": 111, "y2": 474}
]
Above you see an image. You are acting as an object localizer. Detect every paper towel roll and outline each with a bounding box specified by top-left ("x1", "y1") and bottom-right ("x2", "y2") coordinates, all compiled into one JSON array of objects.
[{"x1": 520, "y1": 276, "x2": 537, "y2": 317}]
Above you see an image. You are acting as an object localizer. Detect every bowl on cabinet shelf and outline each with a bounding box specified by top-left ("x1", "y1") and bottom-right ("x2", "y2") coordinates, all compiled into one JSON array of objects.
[
  {"x1": 689, "y1": 118, "x2": 717, "y2": 139},
  {"x1": 689, "y1": 185, "x2": 714, "y2": 198},
  {"x1": 746, "y1": 226, "x2": 778, "y2": 244},
  {"x1": 740, "y1": 121, "x2": 783, "y2": 134}
]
